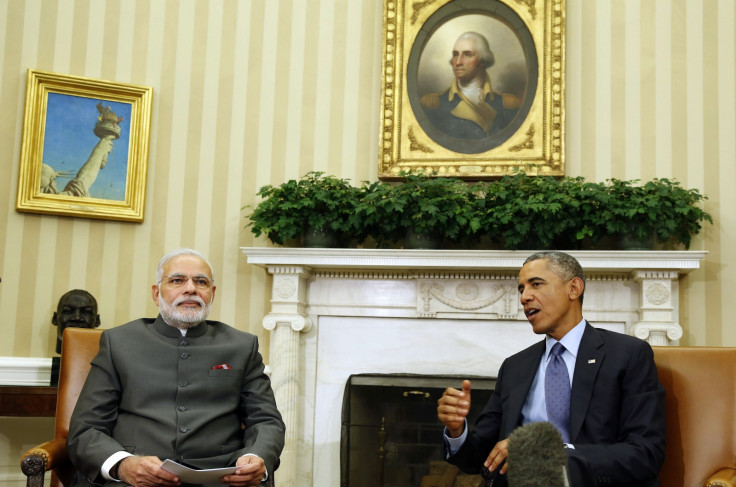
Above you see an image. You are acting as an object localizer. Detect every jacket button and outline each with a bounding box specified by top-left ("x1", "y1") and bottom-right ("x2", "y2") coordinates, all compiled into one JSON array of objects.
[
  {"x1": 177, "y1": 405, "x2": 186, "y2": 411},
  {"x1": 179, "y1": 381, "x2": 188, "y2": 387},
  {"x1": 179, "y1": 426, "x2": 188, "y2": 433},
  {"x1": 180, "y1": 352, "x2": 189, "y2": 359}
]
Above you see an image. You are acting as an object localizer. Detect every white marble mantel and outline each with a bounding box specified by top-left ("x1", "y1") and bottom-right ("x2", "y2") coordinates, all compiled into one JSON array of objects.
[
  {"x1": 241, "y1": 248, "x2": 706, "y2": 487},
  {"x1": 243, "y1": 247, "x2": 706, "y2": 272}
]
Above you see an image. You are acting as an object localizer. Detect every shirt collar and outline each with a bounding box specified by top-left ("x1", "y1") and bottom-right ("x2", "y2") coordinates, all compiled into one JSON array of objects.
[
  {"x1": 545, "y1": 318, "x2": 586, "y2": 361},
  {"x1": 448, "y1": 71, "x2": 494, "y2": 101}
]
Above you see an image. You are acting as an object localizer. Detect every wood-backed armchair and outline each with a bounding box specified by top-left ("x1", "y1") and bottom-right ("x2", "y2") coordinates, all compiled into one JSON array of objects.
[{"x1": 653, "y1": 346, "x2": 736, "y2": 487}]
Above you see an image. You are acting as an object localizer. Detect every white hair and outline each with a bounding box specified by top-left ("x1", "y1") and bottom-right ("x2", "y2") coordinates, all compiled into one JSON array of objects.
[
  {"x1": 456, "y1": 31, "x2": 495, "y2": 69},
  {"x1": 156, "y1": 248, "x2": 215, "y2": 284}
]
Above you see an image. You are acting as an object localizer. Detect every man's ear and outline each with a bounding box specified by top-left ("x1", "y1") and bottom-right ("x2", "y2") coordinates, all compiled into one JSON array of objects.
[
  {"x1": 568, "y1": 277, "x2": 584, "y2": 301},
  {"x1": 151, "y1": 284, "x2": 160, "y2": 306},
  {"x1": 52, "y1": 311, "x2": 58, "y2": 327}
]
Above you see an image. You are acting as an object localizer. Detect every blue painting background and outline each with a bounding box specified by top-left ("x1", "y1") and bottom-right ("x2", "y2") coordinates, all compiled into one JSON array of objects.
[{"x1": 43, "y1": 93, "x2": 132, "y2": 201}]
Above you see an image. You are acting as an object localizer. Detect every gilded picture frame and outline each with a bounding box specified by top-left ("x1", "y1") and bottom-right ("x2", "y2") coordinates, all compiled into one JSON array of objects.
[
  {"x1": 378, "y1": 0, "x2": 565, "y2": 179},
  {"x1": 16, "y1": 69, "x2": 153, "y2": 222}
]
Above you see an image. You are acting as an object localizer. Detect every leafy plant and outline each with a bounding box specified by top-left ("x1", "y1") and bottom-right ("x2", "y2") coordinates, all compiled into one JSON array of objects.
[
  {"x1": 244, "y1": 172, "x2": 360, "y2": 246},
  {"x1": 244, "y1": 172, "x2": 712, "y2": 250},
  {"x1": 364, "y1": 173, "x2": 482, "y2": 247},
  {"x1": 590, "y1": 178, "x2": 713, "y2": 249},
  {"x1": 349, "y1": 180, "x2": 400, "y2": 247},
  {"x1": 482, "y1": 173, "x2": 562, "y2": 249}
]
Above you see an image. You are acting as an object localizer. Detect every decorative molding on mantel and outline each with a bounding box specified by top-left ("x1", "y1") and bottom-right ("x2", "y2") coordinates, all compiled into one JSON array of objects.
[
  {"x1": 242, "y1": 247, "x2": 707, "y2": 273},
  {"x1": 242, "y1": 248, "x2": 708, "y2": 337}
]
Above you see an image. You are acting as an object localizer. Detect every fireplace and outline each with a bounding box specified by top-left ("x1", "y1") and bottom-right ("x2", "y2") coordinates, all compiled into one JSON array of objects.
[
  {"x1": 341, "y1": 374, "x2": 494, "y2": 487},
  {"x1": 242, "y1": 248, "x2": 706, "y2": 487}
]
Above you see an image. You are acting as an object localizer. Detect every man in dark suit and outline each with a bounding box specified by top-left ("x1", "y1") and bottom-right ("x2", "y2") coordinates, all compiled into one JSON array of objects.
[
  {"x1": 437, "y1": 251, "x2": 666, "y2": 486},
  {"x1": 67, "y1": 249, "x2": 285, "y2": 487}
]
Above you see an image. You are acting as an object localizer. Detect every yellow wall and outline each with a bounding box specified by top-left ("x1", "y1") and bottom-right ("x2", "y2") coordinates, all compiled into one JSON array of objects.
[
  {"x1": 1, "y1": 0, "x2": 735, "y2": 483},
  {"x1": 0, "y1": 0, "x2": 383, "y2": 362}
]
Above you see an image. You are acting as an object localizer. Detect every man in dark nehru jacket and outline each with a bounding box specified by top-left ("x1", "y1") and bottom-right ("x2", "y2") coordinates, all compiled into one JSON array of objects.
[{"x1": 67, "y1": 248, "x2": 284, "y2": 487}]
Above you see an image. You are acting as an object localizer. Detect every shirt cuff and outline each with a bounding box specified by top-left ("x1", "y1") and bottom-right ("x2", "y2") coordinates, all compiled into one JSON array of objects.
[
  {"x1": 101, "y1": 451, "x2": 134, "y2": 481},
  {"x1": 443, "y1": 420, "x2": 468, "y2": 457}
]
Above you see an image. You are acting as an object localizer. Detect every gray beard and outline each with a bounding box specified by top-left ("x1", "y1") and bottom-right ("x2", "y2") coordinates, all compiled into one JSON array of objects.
[{"x1": 158, "y1": 294, "x2": 211, "y2": 329}]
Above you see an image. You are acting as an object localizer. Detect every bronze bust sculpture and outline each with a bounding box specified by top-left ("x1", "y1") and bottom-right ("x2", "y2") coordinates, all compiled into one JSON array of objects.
[{"x1": 52, "y1": 289, "x2": 101, "y2": 354}]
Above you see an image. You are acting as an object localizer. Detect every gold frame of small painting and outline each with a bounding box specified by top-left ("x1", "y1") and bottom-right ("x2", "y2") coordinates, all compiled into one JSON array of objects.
[{"x1": 16, "y1": 69, "x2": 153, "y2": 222}]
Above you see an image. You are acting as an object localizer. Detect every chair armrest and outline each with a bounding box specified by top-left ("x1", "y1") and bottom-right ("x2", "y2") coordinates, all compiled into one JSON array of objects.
[
  {"x1": 20, "y1": 439, "x2": 69, "y2": 482},
  {"x1": 706, "y1": 468, "x2": 736, "y2": 487}
]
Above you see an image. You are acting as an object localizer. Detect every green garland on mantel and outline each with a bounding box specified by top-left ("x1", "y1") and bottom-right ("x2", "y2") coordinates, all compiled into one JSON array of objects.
[{"x1": 244, "y1": 171, "x2": 712, "y2": 250}]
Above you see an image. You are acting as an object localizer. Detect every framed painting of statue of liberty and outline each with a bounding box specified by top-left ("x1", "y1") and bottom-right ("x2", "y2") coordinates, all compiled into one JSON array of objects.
[
  {"x1": 16, "y1": 69, "x2": 153, "y2": 222},
  {"x1": 378, "y1": 0, "x2": 565, "y2": 179}
]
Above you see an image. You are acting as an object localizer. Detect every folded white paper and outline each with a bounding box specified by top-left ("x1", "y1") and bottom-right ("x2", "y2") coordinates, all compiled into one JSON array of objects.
[{"x1": 161, "y1": 459, "x2": 238, "y2": 483}]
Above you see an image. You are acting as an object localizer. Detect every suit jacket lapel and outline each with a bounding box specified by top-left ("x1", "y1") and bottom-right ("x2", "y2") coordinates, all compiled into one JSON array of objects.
[
  {"x1": 569, "y1": 322, "x2": 604, "y2": 441},
  {"x1": 502, "y1": 341, "x2": 545, "y2": 436}
]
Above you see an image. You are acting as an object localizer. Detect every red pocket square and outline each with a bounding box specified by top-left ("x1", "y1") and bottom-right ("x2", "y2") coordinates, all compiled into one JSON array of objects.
[{"x1": 212, "y1": 363, "x2": 232, "y2": 370}]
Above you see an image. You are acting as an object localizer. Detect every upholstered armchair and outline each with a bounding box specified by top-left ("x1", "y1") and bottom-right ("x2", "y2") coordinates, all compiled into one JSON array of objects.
[
  {"x1": 653, "y1": 346, "x2": 736, "y2": 487},
  {"x1": 21, "y1": 327, "x2": 102, "y2": 487}
]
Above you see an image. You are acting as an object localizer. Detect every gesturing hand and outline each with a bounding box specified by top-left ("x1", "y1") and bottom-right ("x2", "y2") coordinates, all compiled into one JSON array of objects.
[
  {"x1": 437, "y1": 379, "x2": 472, "y2": 438},
  {"x1": 484, "y1": 439, "x2": 510, "y2": 475}
]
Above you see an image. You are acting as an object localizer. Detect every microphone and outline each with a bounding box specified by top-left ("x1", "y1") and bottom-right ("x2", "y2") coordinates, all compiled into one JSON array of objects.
[{"x1": 506, "y1": 421, "x2": 571, "y2": 487}]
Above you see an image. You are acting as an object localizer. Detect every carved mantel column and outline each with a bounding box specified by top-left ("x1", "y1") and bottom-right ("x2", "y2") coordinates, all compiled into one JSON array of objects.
[
  {"x1": 631, "y1": 270, "x2": 682, "y2": 346},
  {"x1": 262, "y1": 265, "x2": 312, "y2": 487}
]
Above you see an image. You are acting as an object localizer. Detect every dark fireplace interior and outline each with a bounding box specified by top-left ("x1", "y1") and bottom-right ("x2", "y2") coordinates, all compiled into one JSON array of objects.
[{"x1": 341, "y1": 374, "x2": 496, "y2": 487}]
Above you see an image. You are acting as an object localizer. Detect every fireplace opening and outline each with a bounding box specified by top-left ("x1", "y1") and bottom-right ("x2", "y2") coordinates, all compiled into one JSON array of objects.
[{"x1": 341, "y1": 374, "x2": 496, "y2": 487}]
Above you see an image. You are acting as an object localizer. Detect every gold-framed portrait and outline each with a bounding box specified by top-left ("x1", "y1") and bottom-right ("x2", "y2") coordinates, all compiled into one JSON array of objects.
[
  {"x1": 16, "y1": 69, "x2": 153, "y2": 222},
  {"x1": 378, "y1": 0, "x2": 565, "y2": 179}
]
